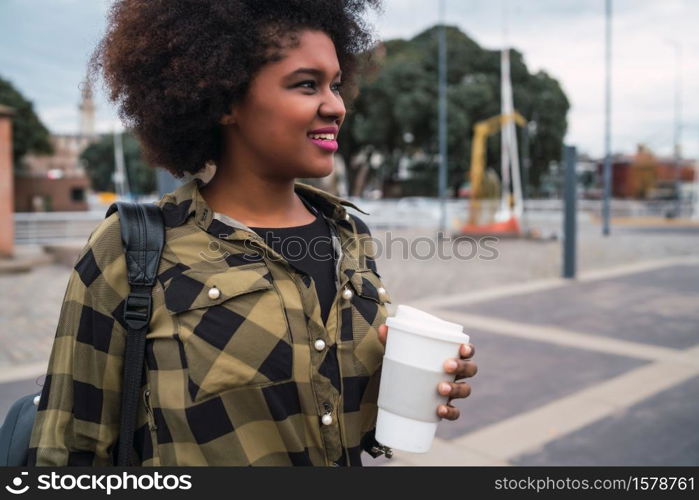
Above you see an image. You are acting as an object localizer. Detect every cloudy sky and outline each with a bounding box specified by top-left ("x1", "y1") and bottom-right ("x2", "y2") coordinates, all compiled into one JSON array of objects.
[{"x1": 1, "y1": 0, "x2": 698, "y2": 159}]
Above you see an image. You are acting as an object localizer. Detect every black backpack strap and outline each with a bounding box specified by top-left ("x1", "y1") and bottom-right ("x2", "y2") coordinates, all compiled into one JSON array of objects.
[{"x1": 105, "y1": 202, "x2": 164, "y2": 466}]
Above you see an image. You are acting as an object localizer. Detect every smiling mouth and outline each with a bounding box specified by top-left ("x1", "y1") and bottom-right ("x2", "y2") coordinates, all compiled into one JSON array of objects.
[
  {"x1": 307, "y1": 133, "x2": 338, "y2": 152},
  {"x1": 307, "y1": 133, "x2": 336, "y2": 141}
]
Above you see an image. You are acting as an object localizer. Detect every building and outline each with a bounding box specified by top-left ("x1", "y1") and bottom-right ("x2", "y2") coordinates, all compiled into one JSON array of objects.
[
  {"x1": 14, "y1": 78, "x2": 97, "y2": 212},
  {"x1": 0, "y1": 105, "x2": 14, "y2": 256},
  {"x1": 596, "y1": 146, "x2": 696, "y2": 199}
]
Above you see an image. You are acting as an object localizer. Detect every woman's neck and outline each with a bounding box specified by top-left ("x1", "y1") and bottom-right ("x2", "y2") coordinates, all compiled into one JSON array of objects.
[{"x1": 198, "y1": 164, "x2": 315, "y2": 228}]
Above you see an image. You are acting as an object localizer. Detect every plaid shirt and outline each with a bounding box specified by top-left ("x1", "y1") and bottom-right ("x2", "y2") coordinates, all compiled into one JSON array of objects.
[{"x1": 28, "y1": 179, "x2": 391, "y2": 466}]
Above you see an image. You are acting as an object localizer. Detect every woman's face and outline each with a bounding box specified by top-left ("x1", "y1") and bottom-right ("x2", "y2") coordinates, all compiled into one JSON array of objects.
[{"x1": 222, "y1": 29, "x2": 346, "y2": 180}]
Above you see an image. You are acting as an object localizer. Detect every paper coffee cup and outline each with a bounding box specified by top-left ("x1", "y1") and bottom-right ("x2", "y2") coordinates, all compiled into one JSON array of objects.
[{"x1": 375, "y1": 305, "x2": 469, "y2": 453}]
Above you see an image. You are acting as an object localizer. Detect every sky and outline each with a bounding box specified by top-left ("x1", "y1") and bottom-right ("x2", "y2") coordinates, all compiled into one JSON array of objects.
[{"x1": 1, "y1": 0, "x2": 698, "y2": 159}]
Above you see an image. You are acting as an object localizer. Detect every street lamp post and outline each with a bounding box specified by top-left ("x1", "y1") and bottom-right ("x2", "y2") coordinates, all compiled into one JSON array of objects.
[
  {"x1": 670, "y1": 41, "x2": 683, "y2": 217},
  {"x1": 438, "y1": 0, "x2": 448, "y2": 236},
  {"x1": 602, "y1": 0, "x2": 612, "y2": 236}
]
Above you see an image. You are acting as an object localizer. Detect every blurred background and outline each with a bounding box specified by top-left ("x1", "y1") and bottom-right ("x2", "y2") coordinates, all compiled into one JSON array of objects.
[{"x1": 0, "y1": 0, "x2": 697, "y2": 466}]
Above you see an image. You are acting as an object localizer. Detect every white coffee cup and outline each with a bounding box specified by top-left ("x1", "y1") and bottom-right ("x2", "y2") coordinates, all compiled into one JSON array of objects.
[{"x1": 375, "y1": 305, "x2": 470, "y2": 453}]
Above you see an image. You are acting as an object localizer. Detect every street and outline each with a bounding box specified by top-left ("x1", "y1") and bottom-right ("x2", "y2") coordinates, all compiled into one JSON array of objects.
[{"x1": 1, "y1": 217, "x2": 697, "y2": 466}]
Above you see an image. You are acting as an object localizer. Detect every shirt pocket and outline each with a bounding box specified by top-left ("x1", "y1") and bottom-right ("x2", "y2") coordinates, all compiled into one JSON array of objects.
[
  {"x1": 163, "y1": 262, "x2": 293, "y2": 402},
  {"x1": 347, "y1": 268, "x2": 391, "y2": 377}
]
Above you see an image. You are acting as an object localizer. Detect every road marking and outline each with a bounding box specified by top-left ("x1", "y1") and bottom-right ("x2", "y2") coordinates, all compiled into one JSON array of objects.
[
  {"x1": 376, "y1": 437, "x2": 508, "y2": 466},
  {"x1": 386, "y1": 345, "x2": 699, "y2": 465},
  {"x1": 412, "y1": 278, "x2": 567, "y2": 311},
  {"x1": 411, "y1": 255, "x2": 699, "y2": 311},
  {"x1": 0, "y1": 361, "x2": 47, "y2": 384},
  {"x1": 428, "y1": 309, "x2": 691, "y2": 363},
  {"x1": 577, "y1": 255, "x2": 699, "y2": 283}
]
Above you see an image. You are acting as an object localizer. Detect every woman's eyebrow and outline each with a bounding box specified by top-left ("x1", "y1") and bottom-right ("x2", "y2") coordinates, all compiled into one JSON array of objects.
[{"x1": 286, "y1": 67, "x2": 342, "y2": 79}]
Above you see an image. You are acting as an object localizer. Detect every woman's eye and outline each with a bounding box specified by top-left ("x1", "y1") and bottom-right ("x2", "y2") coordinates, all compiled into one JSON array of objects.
[
  {"x1": 295, "y1": 80, "x2": 342, "y2": 93},
  {"x1": 297, "y1": 80, "x2": 317, "y2": 90}
]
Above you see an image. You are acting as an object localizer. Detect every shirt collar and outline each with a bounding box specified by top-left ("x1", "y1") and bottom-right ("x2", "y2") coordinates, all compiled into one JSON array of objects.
[{"x1": 159, "y1": 176, "x2": 368, "y2": 236}]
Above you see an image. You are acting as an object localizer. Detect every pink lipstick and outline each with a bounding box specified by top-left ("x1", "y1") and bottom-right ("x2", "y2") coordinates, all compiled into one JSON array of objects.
[
  {"x1": 308, "y1": 137, "x2": 338, "y2": 152},
  {"x1": 308, "y1": 126, "x2": 339, "y2": 153}
]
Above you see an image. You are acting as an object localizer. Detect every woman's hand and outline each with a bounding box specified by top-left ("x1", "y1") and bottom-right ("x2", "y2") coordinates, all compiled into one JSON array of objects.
[{"x1": 377, "y1": 324, "x2": 477, "y2": 421}]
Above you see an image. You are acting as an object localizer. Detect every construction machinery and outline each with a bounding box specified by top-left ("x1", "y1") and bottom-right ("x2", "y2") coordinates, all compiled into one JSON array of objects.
[{"x1": 459, "y1": 112, "x2": 527, "y2": 236}]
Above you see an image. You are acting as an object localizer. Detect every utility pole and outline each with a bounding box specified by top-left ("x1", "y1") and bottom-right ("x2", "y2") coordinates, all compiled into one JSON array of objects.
[
  {"x1": 563, "y1": 145, "x2": 577, "y2": 279},
  {"x1": 671, "y1": 41, "x2": 683, "y2": 216},
  {"x1": 113, "y1": 129, "x2": 130, "y2": 199},
  {"x1": 693, "y1": 152, "x2": 699, "y2": 220},
  {"x1": 499, "y1": 0, "x2": 523, "y2": 221},
  {"x1": 437, "y1": 0, "x2": 448, "y2": 236},
  {"x1": 602, "y1": 0, "x2": 612, "y2": 236}
]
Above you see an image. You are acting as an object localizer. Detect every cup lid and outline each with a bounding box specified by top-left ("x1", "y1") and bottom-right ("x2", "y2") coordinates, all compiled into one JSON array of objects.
[{"x1": 385, "y1": 305, "x2": 468, "y2": 344}]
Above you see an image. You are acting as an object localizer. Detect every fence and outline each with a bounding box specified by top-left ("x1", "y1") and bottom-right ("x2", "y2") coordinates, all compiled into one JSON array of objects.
[
  {"x1": 14, "y1": 211, "x2": 104, "y2": 244},
  {"x1": 13, "y1": 199, "x2": 697, "y2": 244}
]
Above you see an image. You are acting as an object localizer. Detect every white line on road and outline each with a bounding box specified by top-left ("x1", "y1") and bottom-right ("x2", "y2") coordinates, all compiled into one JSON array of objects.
[
  {"x1": 0, "y1": 361, "x2": 47, "y2": 384},
  {"x1": 411, "y1": 255, "x2": 699, "y2": 311},
  {"x1": 387, "y1": 345, "x2": 699, "y2": 466},
  {"x1": 428, "y1": 310, "x2": 692, "y2": 364}
]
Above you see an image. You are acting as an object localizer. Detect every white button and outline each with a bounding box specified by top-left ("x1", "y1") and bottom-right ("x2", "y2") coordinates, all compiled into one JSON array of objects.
[
  {"x1": 33, "y1": 395, "x2": 40, "y2": 406},
  {"x1": 208, "y1": 287, "x2": 221, "y2": 300},
  {"x1": 377, "y1": 287, "x2": 386, "y2": 297},
  {"x1": 342, "y1": 287, "x2": 353, "y2": 300},
  {"x1": 314, "y1": 339, "x2": 326, "y2": 352},
  {"x1": 321, "y1": 413, "x2": 333, "y2": 426},
  {"x1": 345, "y1": 213, "x2": 351, "y2": 221}
]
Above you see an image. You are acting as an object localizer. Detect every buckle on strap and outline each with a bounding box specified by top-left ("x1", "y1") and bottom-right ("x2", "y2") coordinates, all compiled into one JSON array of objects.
[
  {"x1": 124, "y1": 291, "x2": 152, "y2": 330},
  {"x1": 369, "y1": 444, "x2": 393, "y2": 459}
]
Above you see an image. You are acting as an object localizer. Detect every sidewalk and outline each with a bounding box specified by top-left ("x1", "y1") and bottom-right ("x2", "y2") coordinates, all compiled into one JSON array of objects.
[
  {"x1": 1, "y1": 244, "x2": 698, "y2": 466},
  {"x1": 369, "y1": 257, "x2": 699, "y2": 466},
  {"x1": 0, "y1": 244, "x2": 54, "y2": 274}
]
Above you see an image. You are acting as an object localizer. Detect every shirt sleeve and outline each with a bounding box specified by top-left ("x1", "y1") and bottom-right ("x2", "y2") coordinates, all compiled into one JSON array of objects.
[
  {"x1": 359, "y1": 367, "x2": 389, "y2": 457},
  {"x1": 350, "y1": 214, "x2": 379, "y2": 274},
  {"x1": 350, "y1": 214, "x2": 393, "y2": 458},
  {"x1": 28, "y1": 214, "x2": 129, "y2": 466}
]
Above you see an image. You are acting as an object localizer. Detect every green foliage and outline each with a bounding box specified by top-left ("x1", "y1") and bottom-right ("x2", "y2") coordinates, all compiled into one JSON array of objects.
[
  {"x1": 0, "y1": 76, "x2": 53, "y2": 169},
  {"x1": 341, "y1": 25, "x2": 570, "y2": 196},
  {"x1": 80, "y1": 132, "x2": 156, "y2": 194}
]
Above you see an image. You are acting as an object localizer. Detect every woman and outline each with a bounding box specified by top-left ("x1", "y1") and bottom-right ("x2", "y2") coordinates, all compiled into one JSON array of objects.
[{"x1": 28, "y1": 0, "x2": 477, "y2": 466}]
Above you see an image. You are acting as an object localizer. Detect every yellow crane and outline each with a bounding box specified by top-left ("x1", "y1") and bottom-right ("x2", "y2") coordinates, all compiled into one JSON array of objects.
[{"x1": 467, "y1": 112, "x2": 527, "y2": 226}]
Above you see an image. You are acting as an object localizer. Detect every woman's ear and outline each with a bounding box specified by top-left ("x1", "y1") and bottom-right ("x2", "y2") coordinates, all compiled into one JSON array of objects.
[
  {"x1": 219, "y1": 112, "x2": 236, "y2": 125},
  {"x1": 219, "y1": 105, "x2": 237, "y2": 125}
]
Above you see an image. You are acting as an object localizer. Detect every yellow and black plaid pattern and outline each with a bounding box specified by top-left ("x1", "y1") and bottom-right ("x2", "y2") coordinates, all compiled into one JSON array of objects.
[{"x1": 28, "y1": 179, "x2": 391, "y2": 466}]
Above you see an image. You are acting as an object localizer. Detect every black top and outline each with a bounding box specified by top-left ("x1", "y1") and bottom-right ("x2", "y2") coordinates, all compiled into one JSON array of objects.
[{"x1": 249, "y1": 204, "x2": 336, "y2": 325}]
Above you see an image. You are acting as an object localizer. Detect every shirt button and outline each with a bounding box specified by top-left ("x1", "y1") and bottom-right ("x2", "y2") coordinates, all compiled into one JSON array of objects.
[
  {"x1": 208, "y1": 287, "x2": 221, "y2": 300},
  {"x1": 377, "y1": 287, "x2": 387, "y2": 299},
  {"x1": 314, "y1": 339, "x2": 326, "y2": 352},
  {"x1": 344, "y1": 213, "x2": 351, "y2": 222},
  {"x1": 321, "y1": 413, "x2": 333, "y2": 426},
  {"x1": 342, "y1": 287, "x2": 353, "y2": 300}
]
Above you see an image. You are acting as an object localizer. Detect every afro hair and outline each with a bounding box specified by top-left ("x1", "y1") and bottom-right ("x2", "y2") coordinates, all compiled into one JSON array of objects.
[{"x1": 89, "y1": 0, "x2": 382, "y2": 177}]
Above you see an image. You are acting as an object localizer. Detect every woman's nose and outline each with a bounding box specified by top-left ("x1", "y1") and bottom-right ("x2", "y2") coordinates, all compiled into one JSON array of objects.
[{"x1": 319, "y1": 92, "x2": 345, "y2": 124}]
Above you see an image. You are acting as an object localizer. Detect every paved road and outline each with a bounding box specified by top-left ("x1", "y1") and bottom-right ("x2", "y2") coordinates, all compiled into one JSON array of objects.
[
  {"x1": 370, "y1": 260, "x2": 699, "y2": 466},
  {"x1": 1, "y1": 219, "x2": 697, "y2": 466}
]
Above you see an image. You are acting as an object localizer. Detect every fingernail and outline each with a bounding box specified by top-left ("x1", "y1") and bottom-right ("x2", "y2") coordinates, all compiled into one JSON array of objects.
[
  {"x1": 446, "y1": 360, "x2": 458, "y2": 371},
  {"x1": 439, "y1": 382, "x2": 450, "y2": 394},
  {"x1": 463, "y1": 345, "x2": 472, "y2": 357},
  {"x1": 439, "y1": 406, "x2": 447, "y2": 416}
]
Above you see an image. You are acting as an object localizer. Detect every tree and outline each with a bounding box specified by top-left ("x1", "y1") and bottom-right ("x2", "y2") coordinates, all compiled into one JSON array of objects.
[
  {"x1": 0, "y1": 76, "x2": 53, "y2": 170},
  {"x1": 80, "y1": 132, "x2": 156, "y2": 194},
  {"x1": 340, "y1": 25, "x2": 570, "y2": 197}
]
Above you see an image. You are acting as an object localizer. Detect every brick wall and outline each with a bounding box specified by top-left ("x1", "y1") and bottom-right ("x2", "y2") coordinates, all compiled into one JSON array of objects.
[
  {"x1": 14, "y1": 176, "x2": 90, "y2": 212},
  {"x1": 0, "y1": 107, "x2": 14, "y2": 257}
]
